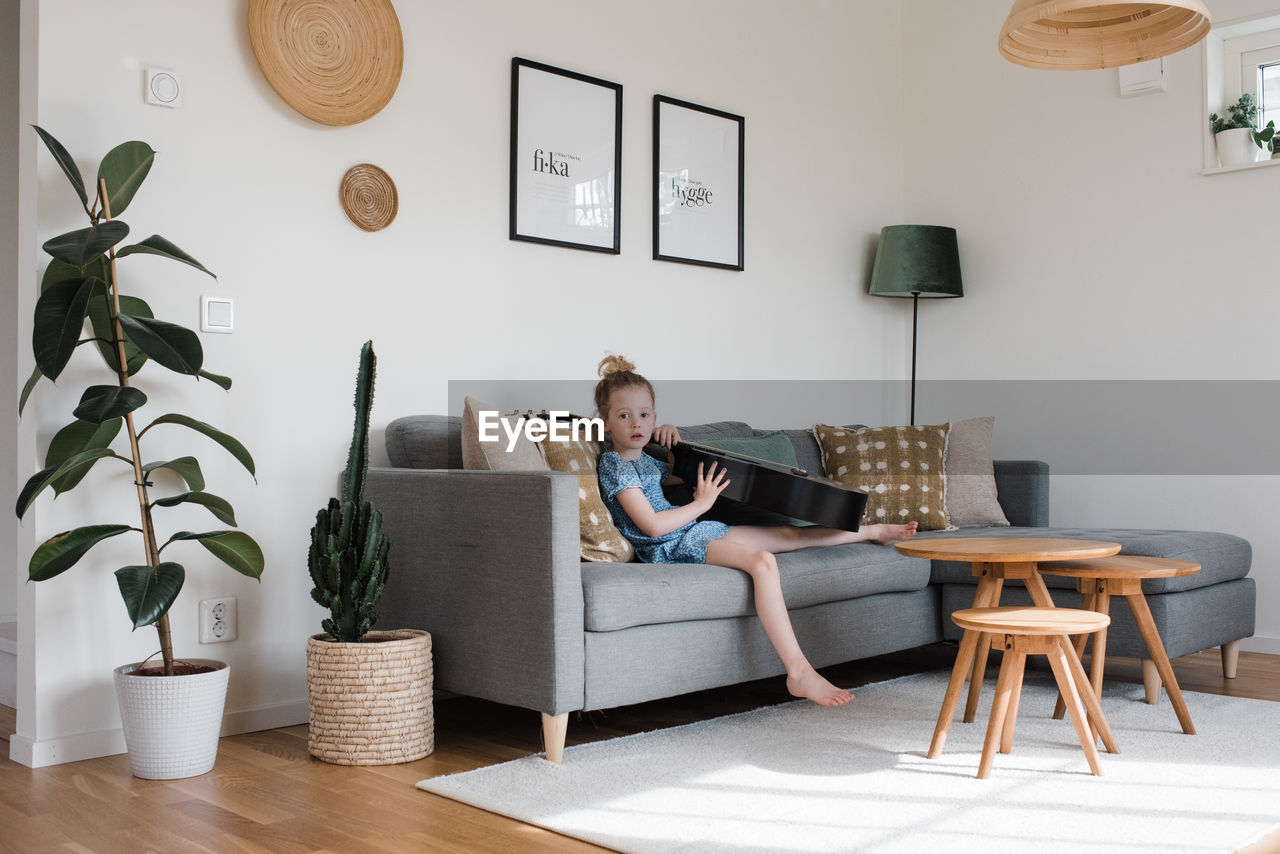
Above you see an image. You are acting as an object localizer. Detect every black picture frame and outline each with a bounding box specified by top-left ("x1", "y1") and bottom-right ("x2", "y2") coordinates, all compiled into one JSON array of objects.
[
  {"x1": 653, "y1": 95, "x2": 745, "y2": 270},
  {"x1": 510, "y1": 58, "x2": 623, "y2": 254}
]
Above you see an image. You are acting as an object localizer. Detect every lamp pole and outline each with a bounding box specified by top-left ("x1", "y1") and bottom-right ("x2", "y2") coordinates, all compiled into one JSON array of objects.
[{"x1": 910, "y1": 292, "x2": 919, "y2": 426}]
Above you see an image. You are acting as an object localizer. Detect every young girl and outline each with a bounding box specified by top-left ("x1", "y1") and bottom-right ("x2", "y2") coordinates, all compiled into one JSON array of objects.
[{"x1": 593, "y1": 355, "x2": 918, "y2": 707}]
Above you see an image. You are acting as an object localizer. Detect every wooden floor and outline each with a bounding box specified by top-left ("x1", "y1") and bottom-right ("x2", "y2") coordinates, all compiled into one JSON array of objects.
[{"x1": 1, "y1": 645, "x2": 1277, "y2": 853}]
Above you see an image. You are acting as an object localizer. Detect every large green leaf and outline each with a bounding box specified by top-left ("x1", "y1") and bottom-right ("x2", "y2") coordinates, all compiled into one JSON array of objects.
[
  {"x1": 19, "y1": 365, "x2": 42, "y2": 416},
  {"x1": 166, "y1": 531, "x2": 264, "y2": 580},
  {"x1": 198, "y1": 369, "x2": 232, "y2": 391},
  {"x1": 29, "y1": 524, "x2": 132, "y2": 581},
  {"x1": 117, "y1": 315, "x2": 202, "y2": 376},
  {"x1": 73, "y1": 385, "x2": 147, "y2": 423},
  {"x1": 116, "y1": 235, "x2": 214, "y2": 278},
  {"x1": 87, "y1": 292, "x2": 151, "y2": 376},
  {"x1": 32, "y1": 276, "x2": 101, "y2": 380},
  {"x1": 98, "y1": 141, "x2": 155, "y2": 218},
  {"x1": 153, "y1": 491, "x2": 237, "y2": 526},
  {"x1": 46, "y1": 418, "x2": 122, "y2": 494},
  {"x1": 115, "y1": 562, "x2": 184, "y2": 628},
  {"x1": 143, "y1": 456, "x2": 205, "y2": 492},
  {"x1": 16, "y1": 448, "x2": 116, "y2": 519},
  {"x1": 142, "y1": 414, "x2": 255, "y2": 478},
  {"x1": 32, "y1": 125, "x2": 87, "y2": 208},
  {"x1": 42, "y1": 221, "x2": 129, "y2": 269},
  {"x1": 40, "y1": 257, "x2": 102, "y2": 293}
]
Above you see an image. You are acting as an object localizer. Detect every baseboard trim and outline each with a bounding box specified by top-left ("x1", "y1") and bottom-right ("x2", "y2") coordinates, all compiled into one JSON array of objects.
[
  {"x1": 8, "y1": 699, "x2": 310, "y2": 769},
  {"x1": 1240, "y1": 635, "x2": 1280, "y2": 656}
]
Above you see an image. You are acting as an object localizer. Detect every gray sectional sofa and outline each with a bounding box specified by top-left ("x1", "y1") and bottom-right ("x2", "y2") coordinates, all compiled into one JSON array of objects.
[{"x1": 368, "y1": 416, "x2": 1256, "y2": 761}]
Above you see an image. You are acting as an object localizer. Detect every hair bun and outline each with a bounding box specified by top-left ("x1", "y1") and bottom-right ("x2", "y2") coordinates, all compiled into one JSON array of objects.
[{"x1": 597, "y1": 354, "x2": 636, "y2": 378}]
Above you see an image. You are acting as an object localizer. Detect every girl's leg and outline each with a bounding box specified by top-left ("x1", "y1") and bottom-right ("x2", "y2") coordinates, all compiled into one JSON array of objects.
[
  {"x1": 704, "y1": 538, "x2": 852, "y2": 707},
  {"x1": 721, "y1": 521, "x2": 918, "y2": 555}
]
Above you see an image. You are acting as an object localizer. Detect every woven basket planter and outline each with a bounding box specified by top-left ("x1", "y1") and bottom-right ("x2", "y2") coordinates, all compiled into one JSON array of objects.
[{"x1": 306, "y1": 629, "x2": 433, "y2": 765}]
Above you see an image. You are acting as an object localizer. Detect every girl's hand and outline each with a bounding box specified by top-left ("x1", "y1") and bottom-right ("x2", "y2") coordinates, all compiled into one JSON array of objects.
[
  {"x1": 692, "y1": 461, "x2": 729, "y2": 510},
  {"x1": 653, "y1": 423, "x2": 681, "y2": 448}
]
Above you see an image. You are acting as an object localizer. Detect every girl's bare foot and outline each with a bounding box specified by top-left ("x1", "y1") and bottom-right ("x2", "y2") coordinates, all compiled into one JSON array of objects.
[
  {"x1": 786, "y1": 669, "x2": 854, "y2": 706},
  {"x1": 866, "y1": 521, "x2": 918, "y2": 545}
]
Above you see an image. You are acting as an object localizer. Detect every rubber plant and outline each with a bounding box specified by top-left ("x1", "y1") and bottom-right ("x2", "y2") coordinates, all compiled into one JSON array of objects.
[
  {"x1": 16, "y1": 127, "x2": 263, "y2": 676},
  {"x1": 307, "y1": 340, "x2": 391, "y2": 642}
]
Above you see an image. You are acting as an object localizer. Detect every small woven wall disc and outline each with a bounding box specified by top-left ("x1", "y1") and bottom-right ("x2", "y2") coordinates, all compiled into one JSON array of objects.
[
  {"x1": 340, "y1": 163, "x2": 398, "y2": 231},
  {"x1": 248, "y1": 0, "x2": 403, "y2": 126}
]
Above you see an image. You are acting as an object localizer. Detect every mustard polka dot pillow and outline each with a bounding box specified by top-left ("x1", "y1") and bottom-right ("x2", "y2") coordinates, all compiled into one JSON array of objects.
[
  {"x1": 813, "y1": 424, "x2": 952, "y2": 531},
  {"x1": 543, "y1": 438, "x2": 633, "y2": 562}
]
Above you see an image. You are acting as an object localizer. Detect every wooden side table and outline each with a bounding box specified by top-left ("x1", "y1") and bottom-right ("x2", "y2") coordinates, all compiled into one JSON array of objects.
[
  {"x1": 952, "y1": 607, "x2": 1112, "y2": 778},
  {"x1": 895, "y1": 537, "x2": 1122, "y2": 759},
  {"x1": 1039, "y1": 555, "x2": 1201, "y2": 736}
]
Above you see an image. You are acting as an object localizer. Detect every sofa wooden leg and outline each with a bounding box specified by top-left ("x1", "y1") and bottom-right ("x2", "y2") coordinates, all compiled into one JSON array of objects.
[
  {"x1": 542, "y1": 712, "x2": 569, "y2": 763},
  {"x1": 1221, "y1": 640, "x2": 1241, "y2": 679},
  {"x1": 1141, "y1": 659, "x2": 1160, "y2": 704}
]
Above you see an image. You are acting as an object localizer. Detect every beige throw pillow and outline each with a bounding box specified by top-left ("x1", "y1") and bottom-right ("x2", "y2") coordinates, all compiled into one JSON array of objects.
[
  {"x1": 814, "y1": 423, "x2": 952, "y2": 531},
  {"x1": 460, "y1": 396, "x2": 547, "y2": 471},
  {"x1": 542, "y1": 438, "x2": 634, "y2": 562},
  {"x1": 944, "y1": 416, "x2": 1009, "y2": 528}
]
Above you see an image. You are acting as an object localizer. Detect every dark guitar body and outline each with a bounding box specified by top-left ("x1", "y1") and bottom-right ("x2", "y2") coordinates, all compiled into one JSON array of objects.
[{"x1": 669, "y1": 442, "x2": 867, "y2": 532}]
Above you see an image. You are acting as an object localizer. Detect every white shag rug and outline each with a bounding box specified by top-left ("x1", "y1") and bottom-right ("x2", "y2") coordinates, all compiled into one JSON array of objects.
[{"x1": 418, "y1": 670, "x2": 1280, "y2": 854}]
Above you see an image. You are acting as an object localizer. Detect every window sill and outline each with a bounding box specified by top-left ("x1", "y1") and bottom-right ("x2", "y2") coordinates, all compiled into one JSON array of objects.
[{"x1": 1201, "y1": 156, "x2": 1280, "y2": 176}]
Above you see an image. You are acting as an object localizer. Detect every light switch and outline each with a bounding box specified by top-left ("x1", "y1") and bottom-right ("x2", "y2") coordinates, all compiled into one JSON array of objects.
[
  {"x1": 145, "y1": 68, "x2": 182, "y2": 108},
  {"x1": 201, "y1": 296, "x2": 233, "y2": 333}
]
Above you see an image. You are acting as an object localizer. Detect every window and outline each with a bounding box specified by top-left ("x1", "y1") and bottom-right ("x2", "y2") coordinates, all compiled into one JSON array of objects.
[{"x1": 1204, "y1": 14, "x2": 1280, "y2": 171}]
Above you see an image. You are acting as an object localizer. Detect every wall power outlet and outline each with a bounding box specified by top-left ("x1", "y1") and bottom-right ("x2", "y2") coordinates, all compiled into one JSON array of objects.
[{"x1": 199, "y1": 596, "x2": 237, "y2": 643}]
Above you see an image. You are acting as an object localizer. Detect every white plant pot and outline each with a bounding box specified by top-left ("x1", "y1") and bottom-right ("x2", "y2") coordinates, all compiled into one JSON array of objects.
[
  {"x1": 1216, "y1": 127, "x2": 1263, "y2": 167},
  {"x1": 113, "y1": 658, "x2": 230, "y2": 780}
]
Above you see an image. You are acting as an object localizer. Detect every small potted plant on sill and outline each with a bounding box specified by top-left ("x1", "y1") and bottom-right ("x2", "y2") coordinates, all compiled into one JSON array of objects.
[
  {"x1": 305, "y1": 341, "x2": 433, "y2": 765},
  {"x1": 1210, "y1": 93, "x2": 1273, "y2": 167},
  {"x1": 17, "y1": 127, "x2": 264, "y2": 780}
]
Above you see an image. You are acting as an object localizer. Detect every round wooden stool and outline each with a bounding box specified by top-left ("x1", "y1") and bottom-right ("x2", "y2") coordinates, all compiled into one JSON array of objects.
[
  {"x1": 951, "y1": 606, "x2": 1112, "y2": 779},
  {"x1": 1039, "y1": 555, "x2": 1201, "y2": 736}
]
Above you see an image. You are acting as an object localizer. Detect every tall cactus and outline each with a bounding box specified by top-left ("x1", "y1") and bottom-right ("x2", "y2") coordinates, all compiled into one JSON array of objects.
[{"x1": 308, "y1": 341, "x2": 391, "y2": 642}]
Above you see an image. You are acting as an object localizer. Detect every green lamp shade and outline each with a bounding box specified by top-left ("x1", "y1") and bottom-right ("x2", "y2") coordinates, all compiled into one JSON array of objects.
[{"x1": 868, "y1": 225, "x2": 963, "y2": 299}]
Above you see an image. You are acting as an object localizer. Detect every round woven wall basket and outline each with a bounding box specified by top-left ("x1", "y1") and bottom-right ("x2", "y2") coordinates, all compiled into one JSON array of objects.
[
  {"x1": 306, "y1": 629, "x2": 434, "y2": 765},
  {"x1": 340, "y1": 164, "x2": 398, "y2": 231},
  {"x1": 247, "y1": 0, "x2": 403, "y2": 126}
]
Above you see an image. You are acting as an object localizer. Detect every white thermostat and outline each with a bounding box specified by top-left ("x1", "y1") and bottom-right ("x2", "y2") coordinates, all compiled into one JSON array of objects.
[
  {"x1": 201, "y1": 296, "x2": 233, "y2": 333},
  {"x1": 145, "y1": 68, "x2": 182, "y2": 108}
]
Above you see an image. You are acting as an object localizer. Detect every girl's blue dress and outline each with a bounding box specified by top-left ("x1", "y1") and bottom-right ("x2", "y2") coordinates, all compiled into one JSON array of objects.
[{"x1": 598, "y1": 450, "x2": 730, "y2": 564}]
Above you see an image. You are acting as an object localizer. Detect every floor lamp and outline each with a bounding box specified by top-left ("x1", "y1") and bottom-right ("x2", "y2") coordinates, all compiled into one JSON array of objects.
[{"x1": 868, "y1": 225, "x2": 964, "y2": 426}]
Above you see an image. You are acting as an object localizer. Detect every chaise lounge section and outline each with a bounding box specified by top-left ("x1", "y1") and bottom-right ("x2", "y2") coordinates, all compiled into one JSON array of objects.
[{"x1": 367, "y1": 415, "x2": 1255, "y2": 761}]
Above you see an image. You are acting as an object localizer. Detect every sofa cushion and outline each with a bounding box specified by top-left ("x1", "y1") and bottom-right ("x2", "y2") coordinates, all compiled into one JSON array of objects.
[
  {"x1": 461, "y1": 397, "x2": 547, "y2": 471},
  {"x1": 919, "y1": 527, "x2": 1252, "y2": 594},
  {"x1": 815, "y1": 423, "x2": 952, "y2": 530},
  {"x1": 945, "y1": 416, "x2": 1010, "y2": 528},
  {"x1": 385, "y1": 414, "x2": 461, "y2": 469},
  {"x1": 582, "y1": 544, "x2": 930, "y2": 631}
]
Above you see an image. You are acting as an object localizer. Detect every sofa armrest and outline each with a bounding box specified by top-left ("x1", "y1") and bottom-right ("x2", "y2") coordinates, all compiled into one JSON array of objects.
[
  {"x1": 364, "y1": 467, "x2": 585, "y2": 716},
  {"x1": 993, "y1": 460, "x2": 1050, "y2": 527}
]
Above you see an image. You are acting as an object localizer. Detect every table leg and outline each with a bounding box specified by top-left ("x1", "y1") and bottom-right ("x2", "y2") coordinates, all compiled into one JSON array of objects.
[
  {"x1": 1058, "y1": 635, "x2": 1120, "y2": 755},
  {"x1": 930, "y1": 574, "x2": 999, "y2": 759},
  {"x1": 1000, "y1": 646, "x2": 1025, "y2": 754},
  {"x1": 1085, "y1": 589, "x2": 1111, "y2": 742},
  {"x1": 978, "y1": 644, "x2": 1023, "y2": 779},
  {"x1": 1046, "y1": 640, "x2": 1103, "y2": 776},
  {"x1": 1127, "y1": 592, "x2": 1196, "y2": 735},
  {"x1": 963, "y1": 575, "x2": 1003, "y2": 724},
  {"x1": 1053, "y1": 589, "x2": 1096, "y2": 721}
]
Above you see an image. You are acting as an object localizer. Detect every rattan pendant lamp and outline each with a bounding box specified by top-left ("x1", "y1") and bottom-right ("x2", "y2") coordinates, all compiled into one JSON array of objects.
[{"x1": 999, "y1": 1, "x2": 1211, "y2": 70}]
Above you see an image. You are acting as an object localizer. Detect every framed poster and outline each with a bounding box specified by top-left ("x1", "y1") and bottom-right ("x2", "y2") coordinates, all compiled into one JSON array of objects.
[
  {"x1": 653, "y1": 95, "x2": 744, "y2": 270},
  {"x1": 510, "y1": 58, "x2": 622, "y2": 254}
]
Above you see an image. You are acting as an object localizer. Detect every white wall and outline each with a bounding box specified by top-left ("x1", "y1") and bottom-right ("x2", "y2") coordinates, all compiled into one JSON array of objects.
[
  {"x1": 1, "y1": 0, "x2": 20, "y2": 626},
  {"x1": 14, "y1": 0, "x2": 907, "y2": 764},
  {"x1": 901, "y1": 0, "x2": 1280, "y2": 651}
]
